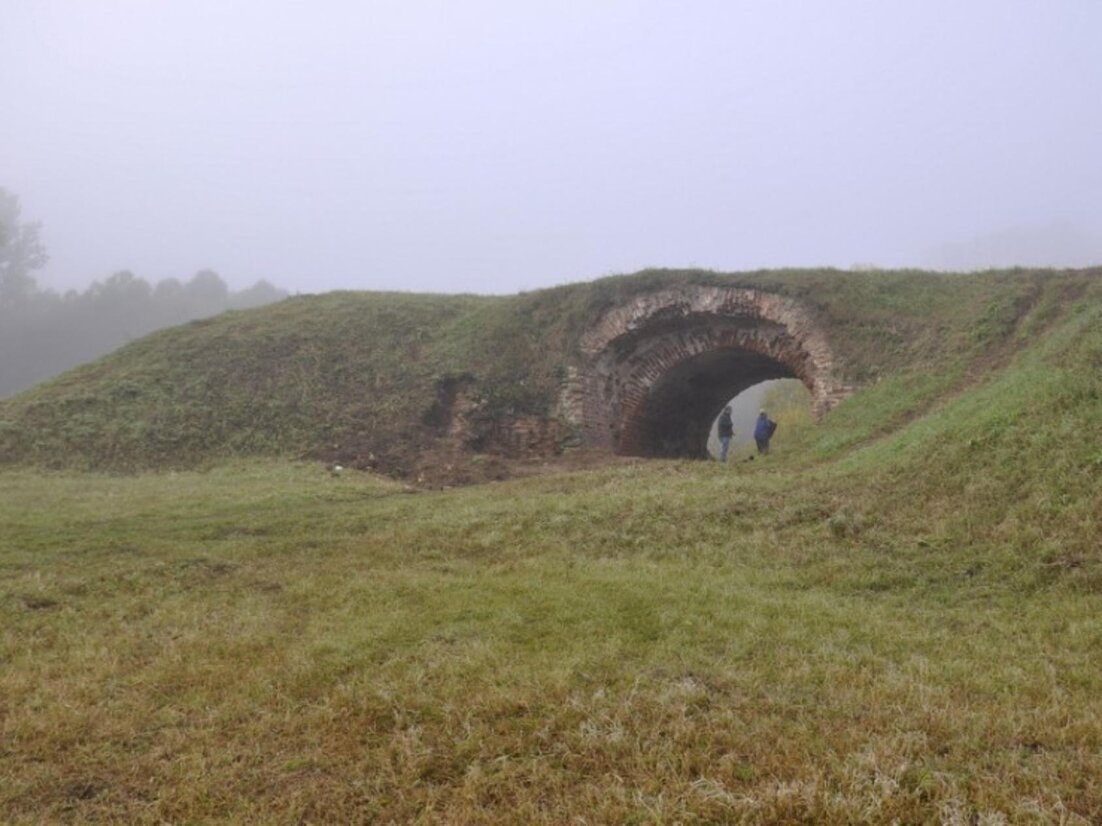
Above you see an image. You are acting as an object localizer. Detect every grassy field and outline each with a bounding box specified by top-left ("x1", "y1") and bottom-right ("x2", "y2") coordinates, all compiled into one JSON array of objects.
[
  {"x1": 2, "y1": 458, "x2": 1098, "y2": 824},
  {"x1": 2, "y1": 270, "x2": 1100, "y2": 822},
  {"x1": 2, "y1": 298, "x2": 1100, "y2": 823}
]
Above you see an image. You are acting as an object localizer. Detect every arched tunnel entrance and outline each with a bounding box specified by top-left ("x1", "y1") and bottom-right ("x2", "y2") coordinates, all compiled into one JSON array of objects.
[{"x1": 572, "y1": 286, "x2": 850, "y2": 457}]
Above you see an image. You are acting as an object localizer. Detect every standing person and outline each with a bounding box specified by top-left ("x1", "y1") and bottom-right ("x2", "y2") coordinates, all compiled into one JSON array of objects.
[
  {"x1": 716, "y1": 405, "x2": 734, "y2": 462},
  {"x1": 754, "y1": 409, "x2": 777, "y2": 455}
]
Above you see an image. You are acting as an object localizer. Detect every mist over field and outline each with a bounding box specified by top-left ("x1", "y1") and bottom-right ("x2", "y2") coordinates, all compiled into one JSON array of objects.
[{"x1": 2, "y1": 0, "x2": 1100, "y2": 301}]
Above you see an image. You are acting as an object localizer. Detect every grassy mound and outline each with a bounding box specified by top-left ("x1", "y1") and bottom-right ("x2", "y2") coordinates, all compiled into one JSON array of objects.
[
  {"x1": 1, "y1": 267, "x2": 1100, "y2": 820},
  {"x1": 1, "y1": 267, "x2": 1096, "y2": 475}
]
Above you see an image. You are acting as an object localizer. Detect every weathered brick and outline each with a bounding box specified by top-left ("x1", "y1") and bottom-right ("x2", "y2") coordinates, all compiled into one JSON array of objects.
[{"x1": 562, "y1": 286, "x2": 851, "y2": 457}]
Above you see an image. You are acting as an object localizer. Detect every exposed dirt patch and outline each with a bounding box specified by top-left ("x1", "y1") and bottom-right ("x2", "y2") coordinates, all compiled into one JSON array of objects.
[
  {"x1": 422, "y1": 374, "x2": 476, "y2": 434},
  {"x1": 20, "y1": 594, "x2": 60, "y2": 611}
]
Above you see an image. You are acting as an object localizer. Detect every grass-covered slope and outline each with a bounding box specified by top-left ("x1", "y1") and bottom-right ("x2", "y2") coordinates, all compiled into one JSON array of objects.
[
  {"x1": 0, "y1": 267, "x2": 1097, "y2": 474},
  {"x1": 1, "y1": 276, "x2": 1099, "y2": 821}
]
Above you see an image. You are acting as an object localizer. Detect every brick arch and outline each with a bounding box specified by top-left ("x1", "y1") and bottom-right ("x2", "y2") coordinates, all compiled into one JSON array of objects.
[{"x1": 573, "y1": 286, "x2": 850, "y2": 457}]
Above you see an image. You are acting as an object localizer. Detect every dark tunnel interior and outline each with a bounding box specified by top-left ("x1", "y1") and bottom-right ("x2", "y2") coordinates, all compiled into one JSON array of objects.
[{"x1": 623, "y1": 348, "x2": 799, "y2": 458}]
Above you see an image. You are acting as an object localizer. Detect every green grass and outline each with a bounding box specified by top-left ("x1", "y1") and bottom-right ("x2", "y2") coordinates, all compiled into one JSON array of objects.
[
  {"x1": 2, "y1": 267, "x2": 1096, "y2": 473},
  {"x1": 1, "y1": 268, "x2": 1100, "y2": 822},
  {"x1": 2, "y1": 457, "x2": 1099, "y2": 823},
  {"x1": 3, "y1": 285, "x2": 1101, "y2": 821}
]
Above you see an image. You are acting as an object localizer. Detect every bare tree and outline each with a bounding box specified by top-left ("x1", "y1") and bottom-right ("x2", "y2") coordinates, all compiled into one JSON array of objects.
[{"x1": 0, "y1": 188, "x2": 49, "y2": 308}]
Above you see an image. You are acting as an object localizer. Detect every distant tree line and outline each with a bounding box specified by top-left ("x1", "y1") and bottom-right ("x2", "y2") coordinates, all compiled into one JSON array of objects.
[{"x1": 0, "y1": 187, "x2": 287, "y2": 398}]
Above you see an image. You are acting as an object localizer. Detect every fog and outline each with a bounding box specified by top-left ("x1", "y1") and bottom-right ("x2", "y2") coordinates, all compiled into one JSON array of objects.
[{"x1": 3, "y1": 1, "x2": 1101, "y2": 296}]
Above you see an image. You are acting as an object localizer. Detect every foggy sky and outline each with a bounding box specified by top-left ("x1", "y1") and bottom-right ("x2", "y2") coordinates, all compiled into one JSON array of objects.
[{"x1": 3, "y1": 1, "x2": 1101, "y2": 295}]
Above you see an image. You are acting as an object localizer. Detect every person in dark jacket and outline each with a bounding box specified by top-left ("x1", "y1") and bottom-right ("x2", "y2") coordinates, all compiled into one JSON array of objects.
[
  {"x1": 716, "y1": 405, "x2": 734, "y2": 462},
  {"x1": 754, "y1": 409, "x2": 777, "y2": 455}
]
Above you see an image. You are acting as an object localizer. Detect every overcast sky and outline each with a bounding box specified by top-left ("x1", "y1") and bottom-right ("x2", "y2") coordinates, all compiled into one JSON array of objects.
[{"x1": 3, "y1": 1, "x2": 1101, "y2": 295}]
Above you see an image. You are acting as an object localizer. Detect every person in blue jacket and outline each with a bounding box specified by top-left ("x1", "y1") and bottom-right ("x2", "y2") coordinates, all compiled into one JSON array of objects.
[
  {"x1": 716, "y1": 405, "x2": 734, "y2": 462},
  {"x1": 754, "y1": 409, "x2": 777, "y2": 455}
]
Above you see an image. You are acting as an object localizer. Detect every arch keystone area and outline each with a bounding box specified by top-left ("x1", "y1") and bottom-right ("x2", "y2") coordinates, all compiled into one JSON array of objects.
[{"x1": 570, "y1": 286, "x2": 851, "y2": 457}]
